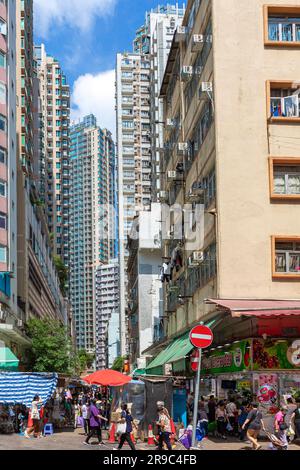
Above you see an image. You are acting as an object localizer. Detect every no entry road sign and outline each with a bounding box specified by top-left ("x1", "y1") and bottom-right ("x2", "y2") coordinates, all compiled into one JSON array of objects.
[
  {"x1": 190, "y1": 349, "x2": 200, "y2": 372},
  {"x1": 189, "y1": 325, "x2": 213, "y2": 349}
]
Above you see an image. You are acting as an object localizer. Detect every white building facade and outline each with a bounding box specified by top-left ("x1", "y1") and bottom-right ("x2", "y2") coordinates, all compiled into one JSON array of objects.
[
  {"x1": 95, "y1": 261, "x2": 120, "y2": 369},
  {"x1": 116, "y1": 4, "x2": 185, "y2": 357}
]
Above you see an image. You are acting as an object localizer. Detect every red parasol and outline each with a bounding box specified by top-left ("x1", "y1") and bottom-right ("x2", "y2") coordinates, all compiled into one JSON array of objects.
[{"x1": 83, "y1": 369, "x2": 132, "y2": 387}]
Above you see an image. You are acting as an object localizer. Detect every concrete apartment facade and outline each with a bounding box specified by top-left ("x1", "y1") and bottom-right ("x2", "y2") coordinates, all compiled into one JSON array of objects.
[
  {"x1": 127, "y1": 204, "x2": 163, "y2": 369},
  {"x1": 0, "y1": 0, "x2": 69, "y2": 368},
  {"x1": 134, "y1": 4, "x2": 185, "y2": 201},
  {"x1": 116, "y1": 52, "x2": 151, "y2": 355},
  {"x1": 34, "y1": 44, "x2": 70, "y2": 268},
  {"x1": 116, "y1": 5, "x2": 185, "y2": 357},
  {"x1": 70, "y1": 115, "x2": 117, "y2": 355},
  {"x1": 16, "y1": 1, "x2": 67, "y2": 330},
  {"x1": 144, "y1": 0, "x2": 300, "y2": 382},
  {"x1": 95, "y1": 261, "x2": 120, "y2": 370},
  {"x1": 0, "y1": 0, "x2": 24, "y2": 356}
]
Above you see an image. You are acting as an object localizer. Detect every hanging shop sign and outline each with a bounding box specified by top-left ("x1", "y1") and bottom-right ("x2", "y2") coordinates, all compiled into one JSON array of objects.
[
  {"x1": 253, "y1": 339, "x2": 300, "y2": 370},
  {"x1": 202, "y1": 340, "x2": 251, "y2": 374}
]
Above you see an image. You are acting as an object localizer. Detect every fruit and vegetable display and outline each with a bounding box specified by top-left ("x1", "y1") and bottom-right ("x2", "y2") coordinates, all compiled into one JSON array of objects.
[
  {"x1": 253, "y1": 339, "x2": 298, "y2": 370},
  {"x1": 253, "y1": 340, "x2": 280, "y2": 369}
]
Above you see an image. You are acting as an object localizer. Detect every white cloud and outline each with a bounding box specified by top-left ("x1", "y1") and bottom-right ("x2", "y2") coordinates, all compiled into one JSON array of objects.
[
  {"x1": 33, "y1": 0, "x2": 117, "y2": 38},
  {"x1": 71, "y1": 70, "x2": 116, "y2": 137}
]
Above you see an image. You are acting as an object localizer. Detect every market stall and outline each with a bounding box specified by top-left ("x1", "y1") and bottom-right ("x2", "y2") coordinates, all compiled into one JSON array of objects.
[{"x1": 200, "y1": 338, "x2": 300, "y2": 428}]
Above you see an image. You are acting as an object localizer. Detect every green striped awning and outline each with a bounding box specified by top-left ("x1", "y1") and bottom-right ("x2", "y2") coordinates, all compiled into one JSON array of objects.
[
  {"x1": 145, "y1": 332, "x2": 193, "y2": 371},
  {"x1": 145, "y1": 320, "x2": 218, "y2": 373},
  {"x1": 0, "y1": 348, "x2": 19, "y2": 371}
]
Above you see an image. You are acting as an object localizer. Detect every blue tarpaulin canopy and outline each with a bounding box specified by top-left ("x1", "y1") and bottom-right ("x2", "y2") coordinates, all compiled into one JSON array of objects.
[{"x1": 0, "y1": 372, "x2": 58, "y2": 407}]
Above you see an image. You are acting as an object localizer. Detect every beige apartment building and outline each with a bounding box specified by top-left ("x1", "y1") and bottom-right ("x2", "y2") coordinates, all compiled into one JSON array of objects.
[
  {"x1": 34, "y1": 44, "x2": 70, "y2": 268},
  {"x1": 143, "y1": 1, "x2": 300, "y2": 397}
]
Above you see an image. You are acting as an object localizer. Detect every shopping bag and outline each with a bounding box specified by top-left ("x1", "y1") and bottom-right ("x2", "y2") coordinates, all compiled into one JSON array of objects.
[
  {"x1": 208, "y1": 421, "x2": 217, "y2": 433},
  {"x1": 226, "y1": 422, "x2": 233, "y2": 432},
  {"x1": 196, "y1": 427, "x2": 205, "y2": 442},
  {"x1": 116, "y1": 422, "x2": 127, "y2": 435},
  {"x1": 77, "y1": 416, "x2": 84, "y2": 428}
]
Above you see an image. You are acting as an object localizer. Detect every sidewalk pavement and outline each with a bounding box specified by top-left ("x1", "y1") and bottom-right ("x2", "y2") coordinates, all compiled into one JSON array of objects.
[{"x1": 0, "y1": 429, "x2": 299, "y2": 451}]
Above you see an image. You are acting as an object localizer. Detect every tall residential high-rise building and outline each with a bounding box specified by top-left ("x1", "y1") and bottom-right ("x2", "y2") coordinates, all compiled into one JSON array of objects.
[
  {"x1": 34, "y1": 44, "x2": 71, "y2": 269},
  {"x1": 127, "y1": 205, "x2": 162, "y2": 369},
  {"x1": 133, "y1": 4, "x2": 185, "y2": 200},
  {"x1": 2, "y1": 0, "x2": 69, "y2": 371},
  {"x1": 95, "y1": 260, "x2": 120, "y2": 370},
  {"x1": 0, "y1": 0, "x2": 20, "y2": 352},
  {"x1": 116, "y1": 4, "x2": 185, "y2": 356},
  {"x1": 116, "y1": 52, "x2": 151, "y2": 354},
  {"x1": 144, "y1": 0, "x2": 300, "y2": 384},
  {"x1": 70, "y1": 115, "x2": 117, "y2": 354}
]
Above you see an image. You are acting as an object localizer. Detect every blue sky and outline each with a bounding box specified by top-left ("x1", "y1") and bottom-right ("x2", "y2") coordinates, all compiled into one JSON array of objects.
[{"x1": 33, "y1": 0, "x2": 181, "y2": 135}]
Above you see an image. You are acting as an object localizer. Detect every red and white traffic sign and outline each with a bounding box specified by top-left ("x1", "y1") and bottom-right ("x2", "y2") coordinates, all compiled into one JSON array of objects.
[
  {"x1": 190, "y1": 349, "x2": 200, "y2": 372},
  {"x1": 189, "y1": 325, "x2": 213, "y2": 349}
]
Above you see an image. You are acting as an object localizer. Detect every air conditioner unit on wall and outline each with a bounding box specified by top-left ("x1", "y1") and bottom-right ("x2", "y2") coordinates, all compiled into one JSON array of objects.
[
  {"x1": 199, "y1": 82, "x2": 213, "y2": 100},
  {"x1": 167, "y1": 171, "x2": 177, "y2": 180},
  {"x1": 175, "y1": 26, "x2": 187, "y2": 42},
  {"x1": 192, "y1": 34, "x2": 205, "y2": 53},
  {"x1": 193, "y1": 251, "x2": 204, "y2": 264},
  {"x1": 159, "y1": 191, "x2": 169, "y2": 202},
  {"x1": 166, "y1": 118, "x2": 176, "y2": 130},
  {"x1": 181, "y1": 66, "x2": 193, "y2": 82},
  {"x1": 177, "y1": 142, "x2": 189, "y2": 155},
  {"x1": 188, "y1": 251, "x2": 205, "y2": 268}
]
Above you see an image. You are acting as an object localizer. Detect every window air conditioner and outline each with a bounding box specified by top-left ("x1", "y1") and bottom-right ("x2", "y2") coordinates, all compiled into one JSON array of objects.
[
  {"x1": 192, "y1": 34, "x2": 205, "y2": 53},
  {"x1": 188, "y1": 251, "x2": 204, "y2": 267},
  {"x1": 175, "y1": 26, "x2": 187, "y2": 42},
  {"x1": 167, "y1": 171, "x2": 177, "y2": 180},
  {"x1": 159, "y1": 191, "x2": 169, "y2": 201},
  {"x1": 177, "y1": 142, "x2": 189, "y2": 155},
  {"x1": 166, "y1": 118, "x2": 176, "y2": 130},
  {"x1": 199, "y1": 82, "x2": 213, "y2": 100},
  {"x1": 181, "y1": 66, "x2": 193, "y2": 82},
  {"x1": 193, "y1": 251, "x2": 204, "y2": 263}
]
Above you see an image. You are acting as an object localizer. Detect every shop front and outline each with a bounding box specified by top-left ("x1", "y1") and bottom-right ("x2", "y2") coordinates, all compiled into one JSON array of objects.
[{"x1": 201, "y1": 338, "x2": 300, "y2": 417}]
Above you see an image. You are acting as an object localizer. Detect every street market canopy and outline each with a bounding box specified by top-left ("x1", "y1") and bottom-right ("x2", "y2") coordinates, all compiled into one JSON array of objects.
[
  {"x1": 0, "y1": 372, "x2": 58, "y2": 406},
  {"x1": 207, "y1": 299, "x2": 300, "y2": 318},
  {"x1": 84, "y1": 369, "x2": 132, "y2": 387},
  {"x1": 145, "y1": 332, "x2": 193, "y2": 372},
  {"x1": 145, "y1": 320, "x2": 218, "y2": 374},
  {"x1": 0, "y1": 347, "x2": 19, "y2": 371}
]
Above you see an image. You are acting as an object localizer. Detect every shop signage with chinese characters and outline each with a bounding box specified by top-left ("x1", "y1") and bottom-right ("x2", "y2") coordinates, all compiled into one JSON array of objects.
[{"x1": 202, "y1": 340, "x2": 251, "y2": 374}]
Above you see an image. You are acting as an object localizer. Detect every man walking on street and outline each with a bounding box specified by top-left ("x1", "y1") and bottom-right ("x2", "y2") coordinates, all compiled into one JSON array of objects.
[{"x1": 84, "y1": 399, "x2": 107, "y2": 446}]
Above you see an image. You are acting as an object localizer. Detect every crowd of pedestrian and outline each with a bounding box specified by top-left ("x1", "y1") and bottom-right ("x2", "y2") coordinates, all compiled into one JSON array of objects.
[
  {"x1": 187, "y1": 392, "x2": 300, "y2": 450},
  {"x1": 0, "y1": 387, "x2": 112, "y2": 441}
]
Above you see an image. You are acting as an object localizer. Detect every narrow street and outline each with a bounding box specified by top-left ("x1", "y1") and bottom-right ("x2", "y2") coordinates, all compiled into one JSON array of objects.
[{"x1": 0, "y1": 429, "x2": 299, "y2": 451}]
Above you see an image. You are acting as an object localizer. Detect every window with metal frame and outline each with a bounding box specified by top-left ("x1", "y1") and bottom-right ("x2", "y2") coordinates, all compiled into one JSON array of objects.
[
  {"x1": 275, "y1": 241, "x2": 300, "y2": 274},
  {"x1": 273, "y1": 165, "x2": 300, "y2": 195}
]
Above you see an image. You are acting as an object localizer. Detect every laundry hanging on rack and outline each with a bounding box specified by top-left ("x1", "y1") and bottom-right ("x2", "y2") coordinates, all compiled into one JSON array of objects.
[{"x1": 160, "y1": 262, "x2": 171, "y2": 283}]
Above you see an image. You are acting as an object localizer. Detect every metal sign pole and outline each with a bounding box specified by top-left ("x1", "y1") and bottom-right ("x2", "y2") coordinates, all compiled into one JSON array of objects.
[{"x1": 191, "y1": 347, "x2": 202, "y2": 448}]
